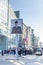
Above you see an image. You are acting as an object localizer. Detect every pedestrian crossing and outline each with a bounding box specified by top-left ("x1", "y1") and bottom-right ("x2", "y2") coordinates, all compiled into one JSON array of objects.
[
  {"x1": 9, "y1": 59, "x2": 25, "y2": 65},
  {"x1": 34, "y1": 62, "x2": 43, "y2": 65},
  {"x1": 9, "y1": 55, "x2": 43, "y2": 65}
]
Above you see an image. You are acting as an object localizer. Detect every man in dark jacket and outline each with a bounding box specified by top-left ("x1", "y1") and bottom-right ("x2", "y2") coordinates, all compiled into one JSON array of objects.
[{"x1": 2, "y1": 50, "x2": 4, "y2": 56}]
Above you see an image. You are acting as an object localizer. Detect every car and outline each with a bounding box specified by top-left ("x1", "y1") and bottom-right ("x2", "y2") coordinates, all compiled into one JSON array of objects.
[
  {"x1": 0, "y1": 50, "x2": 1, "y2": 54},
  {"x1": 35, "y1": 48, "x2": 42, "y2": 56},
  {"x1": 28, "y1": 48, "x2": 34, "y2": 55},
  {"x1": 25, "y1": 48, "x2": 34, "y2": 55}
]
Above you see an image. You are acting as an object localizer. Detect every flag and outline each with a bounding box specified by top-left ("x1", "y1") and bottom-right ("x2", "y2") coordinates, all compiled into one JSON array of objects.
[{"x1": 24, "y1": 37, "x2": 28, "y2": 43}]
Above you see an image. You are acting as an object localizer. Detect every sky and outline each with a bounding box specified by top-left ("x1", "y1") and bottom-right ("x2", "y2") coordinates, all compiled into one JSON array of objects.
[{"x1": 9, "y1": 0, "x2": 43, "y2": 42}]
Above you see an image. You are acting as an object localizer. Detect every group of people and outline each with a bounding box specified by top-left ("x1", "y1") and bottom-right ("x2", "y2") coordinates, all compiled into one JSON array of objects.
[{"x1": 18, "y1": 47, "x2": 22, "y2": 56}]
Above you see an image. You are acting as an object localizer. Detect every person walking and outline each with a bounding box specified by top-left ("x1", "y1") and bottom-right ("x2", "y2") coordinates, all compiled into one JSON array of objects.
[{"x1": 2, "y1": 50, "x2": 4, "y2": 56}]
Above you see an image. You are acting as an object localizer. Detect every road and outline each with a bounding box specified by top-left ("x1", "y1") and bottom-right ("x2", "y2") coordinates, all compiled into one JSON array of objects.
[{"x1": 0, "y1": 54, "x2": 43, "y2": 65}]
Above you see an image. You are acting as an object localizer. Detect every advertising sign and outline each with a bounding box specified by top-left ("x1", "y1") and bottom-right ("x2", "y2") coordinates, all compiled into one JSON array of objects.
[{"x1": 11, "y1": 19, "x2": 23, "y2": 34}]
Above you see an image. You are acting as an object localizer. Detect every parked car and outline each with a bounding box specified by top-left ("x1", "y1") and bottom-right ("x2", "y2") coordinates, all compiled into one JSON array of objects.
[
  {"x1": 35, "y1": 48, "x2": 42, "y2": 56},
  {"x1": 28, "y1": 48, "x2": 34, "y2": 54},
  {"x1": 0, "y1": 50, "x2": 1, "y2": 54}
]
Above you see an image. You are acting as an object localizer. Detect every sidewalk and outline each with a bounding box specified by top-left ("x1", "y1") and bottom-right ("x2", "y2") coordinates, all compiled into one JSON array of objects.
[{"x1": 0, "y1": 54, "x2": 18, "y2": 60}]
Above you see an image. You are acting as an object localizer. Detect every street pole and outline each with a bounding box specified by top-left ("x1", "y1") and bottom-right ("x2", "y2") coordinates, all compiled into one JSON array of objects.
[
  {"x1": 15, "y1": 34, "x2": 19, "y2": 58},
  {"x1": 7, "y1": 0, "x2": 9, "y2": 50}
]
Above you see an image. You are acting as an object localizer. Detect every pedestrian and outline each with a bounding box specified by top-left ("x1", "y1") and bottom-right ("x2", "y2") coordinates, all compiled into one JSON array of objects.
[
  {"x1": 18, "y1": 48, "x2": 22, "y2": 56},
  {"x1": 2, "y1": 50, "x2": 4, "y2": 56}
]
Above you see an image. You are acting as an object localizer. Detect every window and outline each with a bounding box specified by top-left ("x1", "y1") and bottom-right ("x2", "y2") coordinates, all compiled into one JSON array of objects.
[{"x1": 0, "y1": 29, "x2": 1, "y2": 33}]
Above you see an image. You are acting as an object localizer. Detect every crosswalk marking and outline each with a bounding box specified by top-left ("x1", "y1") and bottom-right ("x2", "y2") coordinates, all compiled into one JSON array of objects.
[
  {"x1": 10, "y1": 60, "x2": 14, "y2": 63},
  {"x1": 34, "y1": 62, "x2": 43, "y2": 65},
  {"x1": 8, "y1": 55, "x2": 43, "y2": 65},
  {"x1": 14, "y1": 62, "x2": 22, "y2": 65},
  {"x1": 18, "y1": 60, "x2": 25, "y2": 65},
  {"x1": 9, "y1": 59, "x2": 25, "y2": 65}
]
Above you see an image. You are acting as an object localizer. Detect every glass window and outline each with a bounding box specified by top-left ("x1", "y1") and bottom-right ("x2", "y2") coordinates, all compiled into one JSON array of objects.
[{"x1": 0, "y1": 29, "x2": 1, "y2": 33}]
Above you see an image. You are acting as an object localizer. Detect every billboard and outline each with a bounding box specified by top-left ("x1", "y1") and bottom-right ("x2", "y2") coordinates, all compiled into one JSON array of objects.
[{"x1": 11, "y1": 19, "x2": 23, "y2": 34}]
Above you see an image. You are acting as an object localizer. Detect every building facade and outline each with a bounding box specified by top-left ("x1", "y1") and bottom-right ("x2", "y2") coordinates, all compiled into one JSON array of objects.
[
  {"x1": 31, "y1": 29, "x2": 35, "y2": 47},
  {"x1": 0, "y1": 0, "x2": 9, "y2": 50},
  {"x1": 0, "y1": 0, "x2": 17, "y2": 50},
  {"x1": 8, "y1": 6, "x2": 17, "y2": 49},
  {"x1": 26, "y1": 26, "x2": 32, "y2": 48},
  {"x1": 21, "y1": 23, "x2": 27, "y2": 48}
]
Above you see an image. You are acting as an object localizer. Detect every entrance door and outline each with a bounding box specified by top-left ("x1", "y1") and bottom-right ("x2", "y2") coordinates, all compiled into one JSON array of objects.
[{"x1": 0, "y1": 36, "x2": 7, "y2": 50}]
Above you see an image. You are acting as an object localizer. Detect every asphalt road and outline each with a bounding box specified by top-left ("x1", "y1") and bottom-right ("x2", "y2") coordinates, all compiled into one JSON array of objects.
[{"x1": 0, "y1": 54, "x2": 43, "y2": 65}]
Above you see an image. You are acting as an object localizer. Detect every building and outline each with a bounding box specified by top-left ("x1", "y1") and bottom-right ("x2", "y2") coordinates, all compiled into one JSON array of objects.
[
  {"x1": 21, "y1": 23, "x2": 27, "y2": 48},
  {"x1": 26, "y1": 26, "x2": 32, "y2": 48},
  {"x1": 14, "y1": 11, "x2": 20, "y2": 18},
  {"x1": 8, "y1": 6, "x2": 17, "y2": 49},
  {"x1": 0, "y1": 0, "x2": 26, "y2": 50},
  {"x1": 31, "y1": 29, "x2": 35, "y2": 46},
  {"x1": 0, "y1": 0, "x2": 17, "y2": 50},
  {"x1": 32, "y1": 35, "x2": 41, "y2": 48},
  {"x1": 22, "y1": 23, "x2": 27, "y2": 39},
  {"x1": 26, "y1": 26, "x2": 41, "y2": 48},
  {"x1": 0, "y1": 0, "x2": 9, "y2": 50},
  {"x1": 0, "y1": 0, "x2": 41, "y2": 51}
]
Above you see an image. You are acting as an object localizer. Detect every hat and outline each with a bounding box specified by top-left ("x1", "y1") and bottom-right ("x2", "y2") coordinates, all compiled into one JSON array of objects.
[{"x1": 15, "y1": 21, "x2": 18, "y2": 24}]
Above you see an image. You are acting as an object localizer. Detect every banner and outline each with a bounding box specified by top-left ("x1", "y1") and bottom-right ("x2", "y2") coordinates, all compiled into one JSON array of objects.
[{"x1": 11, "y1": 19, "x2": 23, "y2": 34}]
